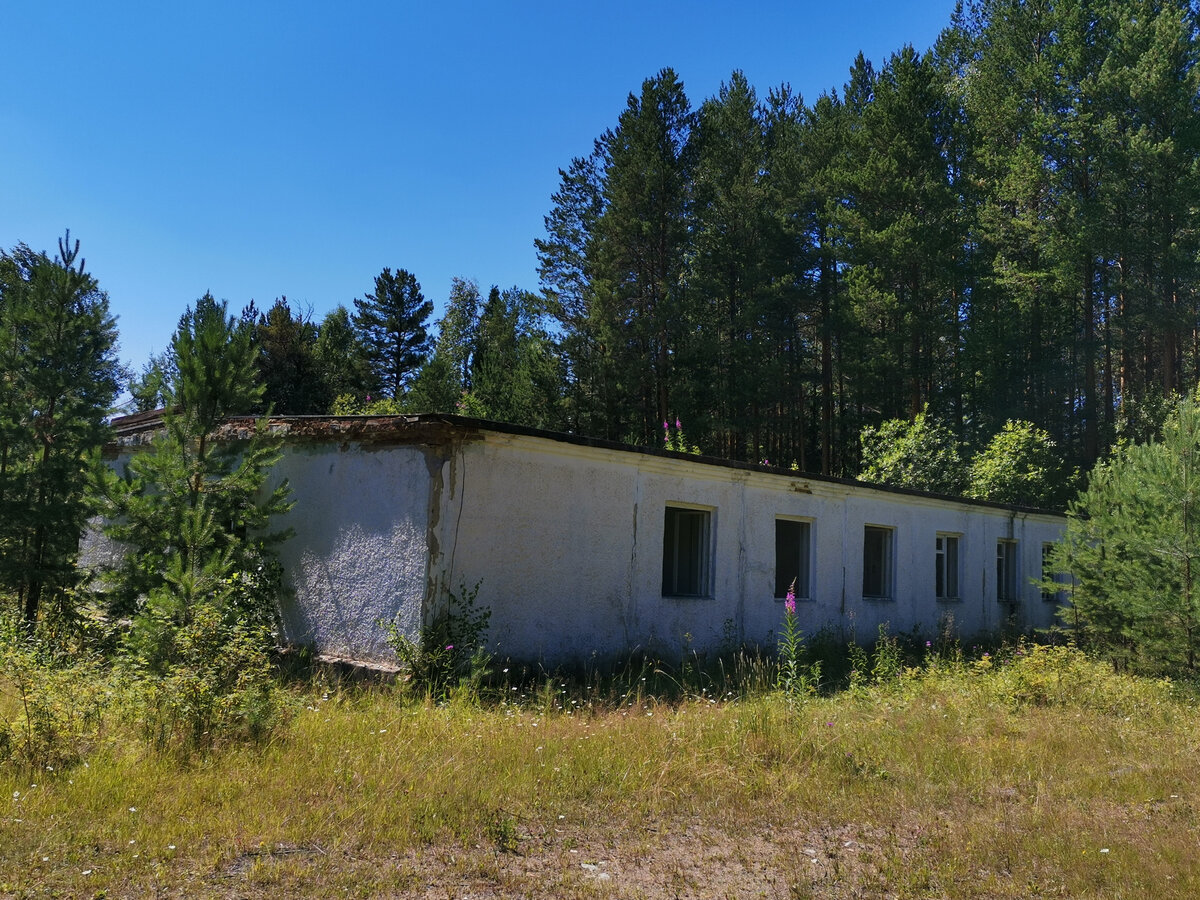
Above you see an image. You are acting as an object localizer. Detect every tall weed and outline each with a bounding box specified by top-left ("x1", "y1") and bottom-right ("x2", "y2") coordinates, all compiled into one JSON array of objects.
[{"x1": 0, "y1": 614, "x2": 115, "y2": 772}]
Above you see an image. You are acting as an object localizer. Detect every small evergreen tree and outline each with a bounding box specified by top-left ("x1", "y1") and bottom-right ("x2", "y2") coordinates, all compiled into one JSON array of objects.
[
  {"x1": 103, "y1": 295, "x2": 290, "y2": 747},
  {"x1": 314, "y1": 305, "x2": 376, "y2": 409},
  {"x1": 352, "y1": 268, "x2": 433, "y2": 400},
  {"x1": 1048, "y1": 392, "x2": 1200, "y2": 674}
]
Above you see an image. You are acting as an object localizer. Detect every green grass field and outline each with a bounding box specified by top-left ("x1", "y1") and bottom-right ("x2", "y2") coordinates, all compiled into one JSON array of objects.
[{"x1": 2, "y1": 645, "x2": 1198, "y2": 899}]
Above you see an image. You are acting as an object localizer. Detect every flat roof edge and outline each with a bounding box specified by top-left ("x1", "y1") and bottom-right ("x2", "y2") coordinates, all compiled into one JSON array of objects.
[{"x1": 106, "y1": 410, "x2": 1068, "y2": 518}]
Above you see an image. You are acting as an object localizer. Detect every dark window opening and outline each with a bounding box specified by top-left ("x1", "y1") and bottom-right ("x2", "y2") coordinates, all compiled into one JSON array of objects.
[{"x1": 662, "y1": 507, "x2": 711, "y2": 597}]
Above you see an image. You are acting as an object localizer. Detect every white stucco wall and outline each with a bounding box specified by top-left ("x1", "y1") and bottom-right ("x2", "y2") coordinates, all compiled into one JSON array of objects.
[
  {"x1": 97, "y1": 417, "x2": 1068, "y2": 668},
  {"x1": 434, "y1": 431, "x2": 1067, "y2": 665},
  {"x1": 268, "y1": 440, "x2": 437, "y2": 664}
]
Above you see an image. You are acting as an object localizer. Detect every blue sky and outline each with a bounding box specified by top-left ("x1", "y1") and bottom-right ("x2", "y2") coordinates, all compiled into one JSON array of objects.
[{"x1": 2, "y1": 1, "x2": 955, "y2": 376}]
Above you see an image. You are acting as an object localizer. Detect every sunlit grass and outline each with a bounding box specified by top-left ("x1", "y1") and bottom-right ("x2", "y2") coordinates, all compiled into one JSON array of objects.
[{"x1": 3, "y1": 645, "x2": 1199, "y2": 898}]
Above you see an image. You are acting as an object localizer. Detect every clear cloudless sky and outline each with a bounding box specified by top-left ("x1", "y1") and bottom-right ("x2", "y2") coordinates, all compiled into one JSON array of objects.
[{"x1": 1, "y1": 1, "x2": 956, "y2": 380}]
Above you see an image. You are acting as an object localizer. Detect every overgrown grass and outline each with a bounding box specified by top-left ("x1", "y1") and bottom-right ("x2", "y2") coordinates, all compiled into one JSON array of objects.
[{"x1": 2, "y1": 642, "x2": 1198, "y2": 898}]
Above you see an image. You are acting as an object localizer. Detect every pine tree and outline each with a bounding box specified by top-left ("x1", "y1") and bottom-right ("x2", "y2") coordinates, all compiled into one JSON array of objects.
[
  {"x1": 102, "y1": 294, "x2": 291, "y2": 745},
  {"x1": 1049, "y1": 391, "x2": 1200, "y2": 674},
  {"x1": 467, "y1": 287, "x2": 562, "y2": 427},
  {"x1": 686, "y1": 71, "x2": 784, "y2": 460},
  {"x1": 0, "y1": 233, "x2": 121, "y2": 629},
  {"x1": 592, "y1": 68, "x2": 694, "y2": 444},
  {"x1": 352, "y1": 268, "x2": 433, "y2": 400},
  {"x1": 250, "y1": 298, "x2": 327, "y2": 414},
  {"x1": 314, "y1": 305, "x2": 376, "y2": 408},
  {"x1": 103, "y1": 295, "x2": 290, "y2": 619},
  {"x1": 536, "y1": 151, "x2": 612, "y2": 436}
]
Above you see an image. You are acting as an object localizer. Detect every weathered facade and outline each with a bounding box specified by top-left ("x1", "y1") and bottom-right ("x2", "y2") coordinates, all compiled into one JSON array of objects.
[{"x1": 105, "y1": 413, "x2": 1068, "y2": 666}]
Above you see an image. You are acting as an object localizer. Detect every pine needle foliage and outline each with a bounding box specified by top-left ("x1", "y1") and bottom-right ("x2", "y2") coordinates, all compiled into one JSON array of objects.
[
  {"x1": 1048, "y1": 390, "x2": 1200, "y2": 675},
  {"x1": 102, "y1": 295, "x2": 291, "y2": 749},
  {"x1": 0, "y1": 233, "x2": 121, "y2": 629},
  {"x1": 352, "y1": 268, "x2": 433, "y2": 401}
]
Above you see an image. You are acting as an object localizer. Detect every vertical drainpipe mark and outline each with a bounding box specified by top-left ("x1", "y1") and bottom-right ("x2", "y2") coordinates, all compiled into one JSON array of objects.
[
  {"x1": 451, "y1": 441, "x2": 468, "y2": 595},
  {"x1": 736, "y1": 474, "x2": 748, "y2": 645},
  {"x1": 625, "y1": 465, "x2": 643, "y2": 648},
  {"x1": 840, "y1": 494, "x2": 848, "y2": 615},
  {"x1": 422, "y1": 440, "x2": 454, "y2": 633}
]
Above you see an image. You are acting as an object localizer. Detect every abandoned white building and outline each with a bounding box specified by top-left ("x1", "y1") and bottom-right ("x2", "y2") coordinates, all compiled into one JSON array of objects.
[{"x1": 104, "y1": 413, "x2": 1068, "y2": 667}]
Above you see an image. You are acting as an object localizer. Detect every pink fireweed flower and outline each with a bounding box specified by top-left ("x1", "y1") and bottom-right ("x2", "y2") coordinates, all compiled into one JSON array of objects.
[
  {"x1": 445, "y1": 644, "x2": 454, "y2": 651},
  {"x1": 675, "y1": 417, "x2": 681, "y2": 429},
  {"x1": 785, "y1": 589, "x2": 796, "y2": 615}
]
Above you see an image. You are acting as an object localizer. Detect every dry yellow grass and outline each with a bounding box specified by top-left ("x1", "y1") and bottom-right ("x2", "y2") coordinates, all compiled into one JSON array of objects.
[{"x1": 2, "y1": 646, "x2": 1198, "y2": 898}]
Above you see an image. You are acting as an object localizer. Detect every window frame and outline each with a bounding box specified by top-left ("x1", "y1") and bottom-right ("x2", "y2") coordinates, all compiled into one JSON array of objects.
[
  {"x1": 935, "y1": 532, "x2": 961, "y2": 601},
  {"x1": 774, "y1": 517, "x2": 813, "y2": 600},
  {"x1": 661, "y1": 504, "x2": 713, "y2": 598},
  {"x1": 862, "y1": 524, "x2": 895, "y2": 601},
  {"x1": 997, "y1": 539, "x2": 1019, "y2": 602}
]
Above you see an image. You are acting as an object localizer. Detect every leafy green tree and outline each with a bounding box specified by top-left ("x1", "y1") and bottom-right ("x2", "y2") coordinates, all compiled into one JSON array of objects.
[
  {"x1": 967, "y1": 420, "x2": 1070, "y2": 509},
  {"x1": 1049, "y1": 392, "x2": 1200, "y2": 674},
  {"x1": 0, "y1": 234, "x2": 122, "y2": 628},
  {"x1": 352, "y1": 268, "x2": 433, "y2": 401},
  {"x1": 437, "y1": 277, "x2": 482, "y2": 391},
  {"x1": 858, "y1": 408, "x2": 966, "y2": 495},
  {"x1": 404, "y1": 352, "x2": 461, "y2": 415}
]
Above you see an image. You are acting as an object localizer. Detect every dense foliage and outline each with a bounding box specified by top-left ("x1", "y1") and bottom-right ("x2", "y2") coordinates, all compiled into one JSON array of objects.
[
  {"x1": 533, "y1": 0, "x2": 1200, "y2": 474},
  {"x1": 121, "y1": 0, "x2": 1200, "y2": 490},
  {"x1": 102, "y1": 295, "x2": 291, "y2": 747},
  {"x1": 1049, "y1": 390, "x2": 1200, "y2": 674},
  {"x1": 0, "y1": 234, "x2": 121, "y2": 628}
]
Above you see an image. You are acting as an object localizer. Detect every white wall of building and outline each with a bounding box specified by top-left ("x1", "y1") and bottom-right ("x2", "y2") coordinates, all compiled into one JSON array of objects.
[
  {"x1": 269, "y1": 441, "x2": 436, "y2": 664},
  {"x1": 104, "y1": 417, "x2": 1067, "y2": 668},
  {"x1": 435, "y1": 430, "x2": 1067, "y2": 666}
]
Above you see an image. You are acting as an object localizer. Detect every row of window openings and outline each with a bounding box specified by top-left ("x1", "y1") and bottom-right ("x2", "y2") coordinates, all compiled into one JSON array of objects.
[{"x1": 663, "y1": 507, "x2": 1060, "y2": 601}]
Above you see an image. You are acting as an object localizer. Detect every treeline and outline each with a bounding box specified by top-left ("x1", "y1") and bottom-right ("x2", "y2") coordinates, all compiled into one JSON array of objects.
[
  {"x1": 169, "y1": 0, "x2": 1200, "y2": 481},
  {"x1": 536, "y1": 0, "x2": 1200, "y2": 474}
]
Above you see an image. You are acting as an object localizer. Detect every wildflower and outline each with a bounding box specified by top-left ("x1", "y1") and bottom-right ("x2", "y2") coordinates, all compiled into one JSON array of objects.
[
  {"x1": 675, "y1": 417, "x2": 682, "y2": 429},
  {"x1": 925, "y1": 640, "x2": 932, "y2": 648},
  {"x1": 785, "y1": 584, "x2": 797, "y2": 615},
  {"x1": 445, "y1": 644, "x2": 454, "y2": 651}
]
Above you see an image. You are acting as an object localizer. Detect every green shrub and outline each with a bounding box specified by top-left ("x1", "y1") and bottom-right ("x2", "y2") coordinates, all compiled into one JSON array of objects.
[
  {"x1": 383, "y1": 580, "x2": 491, "y2": 699},
  {"x1": 0, "y1": 615, "x2": 115, "y2": 772}
]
